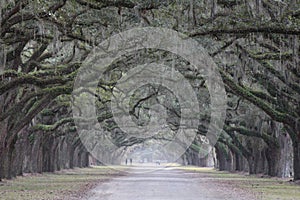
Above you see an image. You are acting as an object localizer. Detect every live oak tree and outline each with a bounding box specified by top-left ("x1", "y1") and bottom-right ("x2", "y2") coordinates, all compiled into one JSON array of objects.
[{"x1": 190, "y1": 0, "x2": 300, "y2": 179}]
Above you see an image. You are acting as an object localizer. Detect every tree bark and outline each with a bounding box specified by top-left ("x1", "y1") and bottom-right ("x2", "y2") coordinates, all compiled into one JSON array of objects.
[
  {"x1": 215, "y1": 143, "x2": 230, "y2": 171},
  {"x1": 265, "y1": 144, "x2": 281, "y2": 177},
  {"x1": 292, "y1": 138, "x2": 300, "y2": 180},
  {"x1": 1, "y1": 141, "x2": 15, "y2": 179},
  {"x1": 247, "y1": 156, "x2": 255, "y2": 175}
]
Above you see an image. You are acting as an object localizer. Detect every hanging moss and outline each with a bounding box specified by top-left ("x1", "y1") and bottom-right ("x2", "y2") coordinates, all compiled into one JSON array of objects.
[{"x1": 220, "y1": 69, "x2": 293, "y2": 125}]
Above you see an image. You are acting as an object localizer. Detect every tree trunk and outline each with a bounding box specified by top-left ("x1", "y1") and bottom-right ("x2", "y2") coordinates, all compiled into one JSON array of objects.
[
  {"x1": 42, "y1": 135, "x2": 52, "y2": 172},
  {"x1": 235, "y1": 154, "x2": 242, "y2": 171},
  {"x1": 82, "y1": 152, "x2": 89, "y2": 168},
  {"x1": 69, "y1": 145, "x2": 75, "y2": 169},
  {"x1": 1, "y1": 142, "x2": 15, "y2": 179},
  {"x1": 265, "y1": 144, "x2": 281, "y2": 177},
  {"x1": 292, "y1": 138, "x2": 300, "y2": 180},
  {"x1": 0, "y1": 147, "x2": 7, "y2": 180},
  {"x1": 247, "y1": 156, "x2": 255, "y2": 175},
  {"x1": 0, "y1": 120, "x2": 9, "y2": 180},
  {"x1": 215, "y1": 143, "x2": 230, "y2": 171}
]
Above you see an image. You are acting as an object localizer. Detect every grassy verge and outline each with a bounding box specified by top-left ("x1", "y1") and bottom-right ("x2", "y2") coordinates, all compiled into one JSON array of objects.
[
  {"x1": 177, "y1": 166, "x2": 300, "y2": 200},
  {"x1": 0, "y1": 166, "x2": 127, "y2": 200}
]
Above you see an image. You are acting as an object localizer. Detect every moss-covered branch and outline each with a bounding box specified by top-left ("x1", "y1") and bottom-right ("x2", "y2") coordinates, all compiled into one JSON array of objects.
[
  {"x1": 258, "y1": 61, "x2": 300, "y2": 95},
  {"x1": 33, "y1": 118, "x2": 75, "y2": 132},
  {"x1": 0, "y1": 84, "x2": 73, "y2": 122},
  {"x1": 237, "y1": 44, "x2": 300, "y2": 95},
  {"x1": 7, "y1": 94, "x2": 53, "y2": 145},
  {"x1": 190, "y1": 26, "x2": 300, "y2": 37},
  {"x1": 220, "y1": 69, "x2": 295, "y2": 126},
  {"x1": 218, "y1": 135, "x2": 243, "y2": 157},
  {"x1": 224, "y1": 130, "x2": 252, "y2": 159},
  {"x1": 224, "y1": 125, "x2": 279, "y2": 148}
]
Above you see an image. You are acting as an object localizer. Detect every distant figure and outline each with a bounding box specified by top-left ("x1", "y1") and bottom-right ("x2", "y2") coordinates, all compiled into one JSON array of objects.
[
  {"x1": 125, "y1": 158, "x2": 128, "y2": 165},
  {"x1": 130, "y1": 158, "x2": 132, "y2": 165}
]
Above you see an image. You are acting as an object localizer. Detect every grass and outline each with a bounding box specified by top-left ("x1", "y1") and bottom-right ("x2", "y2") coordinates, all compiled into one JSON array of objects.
[
  {"x1": 1, "y1": 165, "x2": 299, "y2": 200},
  {"x1": 0, "y1": 166, "x2": 126, "y2": 200},
  {"x1": 178, "y1": 166, "x2": 300, "y2": 200}
]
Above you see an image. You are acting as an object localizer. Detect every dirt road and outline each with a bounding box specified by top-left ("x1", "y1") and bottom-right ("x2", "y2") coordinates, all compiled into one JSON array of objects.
[{"x1": 87, "y1": 166, "x2": 257, "y2": 200}]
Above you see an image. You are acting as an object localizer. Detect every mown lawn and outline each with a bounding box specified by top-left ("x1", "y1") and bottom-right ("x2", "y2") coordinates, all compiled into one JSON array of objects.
[
  {"x1": 178, "y1": 166, "x2": 300, "y2": 200},
  {"x1": 1, "y1": 165, "x2": 299, "y2": 200},
  {"x1": 0, "y1": 166, "x2": 127, "y2": 200}
]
